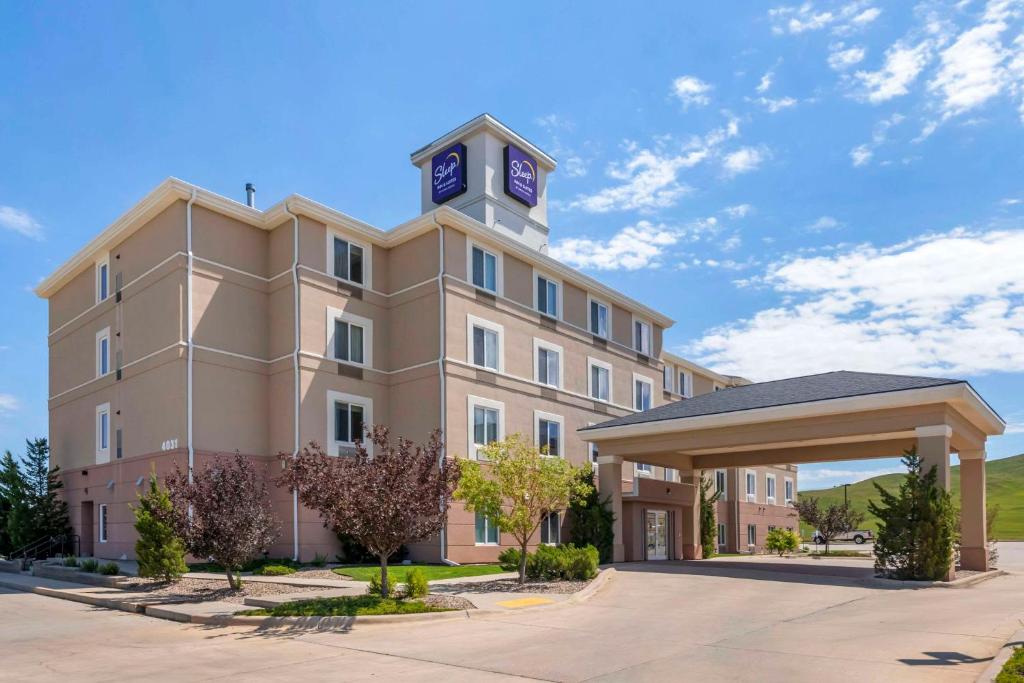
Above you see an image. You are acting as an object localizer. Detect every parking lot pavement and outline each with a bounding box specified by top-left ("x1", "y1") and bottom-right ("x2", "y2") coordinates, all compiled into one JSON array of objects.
[{"x1": 3, "y1": 555, "x2": 1023, "y2": 682}]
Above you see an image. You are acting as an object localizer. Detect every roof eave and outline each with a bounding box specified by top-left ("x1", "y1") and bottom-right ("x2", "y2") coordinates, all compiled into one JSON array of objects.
[{"x1": 409, "y1": 113, "x2": 557, "y2": 170}]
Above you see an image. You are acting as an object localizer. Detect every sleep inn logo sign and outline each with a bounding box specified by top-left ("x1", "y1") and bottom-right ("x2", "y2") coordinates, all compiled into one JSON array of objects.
[
  {"x1": 503, "y1": 144, "x2": 538, "y2": 207},
  {"x1": 431, "y1": 142, "x2": 467, "y2": 204}
]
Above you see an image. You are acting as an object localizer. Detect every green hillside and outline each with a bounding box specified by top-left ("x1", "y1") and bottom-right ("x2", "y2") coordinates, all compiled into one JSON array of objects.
[{"x1": 799, "y1": 453, "x2": 1024, "y2": 540}]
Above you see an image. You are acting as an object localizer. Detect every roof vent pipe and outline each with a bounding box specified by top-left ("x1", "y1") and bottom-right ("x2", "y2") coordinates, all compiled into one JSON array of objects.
[{"x1": 245, "y1": 183, "x2": 256, "y2": 208}]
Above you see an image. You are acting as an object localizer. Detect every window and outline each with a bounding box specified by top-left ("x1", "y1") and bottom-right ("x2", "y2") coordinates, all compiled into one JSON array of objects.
[
  {"x1": 541, "y1": 512, "x2": 560, "y2": 545},
  {"x1": 115, "y1": 428, "x2": 123, "y2": 460},
  {"x1": 534, "y1": 339, "x2": 562, "y2": 388},
  {"x1": 745, "y1": 470, "x2": 757, "y2": 502},
  {"x1": 99, "y1": 504, "x2": 108, "y2": 544},
  {"x1": 663, "y1": 365, "x2": 674, "y2": 392},
  {"x1": 635, "y1": 463, "x2": 652, "y2": 476},
  {"x1": 588, "y1": 358, "x2": 612, "y2": 402},
  {"x1": 633, "y1": 318, "x2": 651, "y2": 355},
  {"x1": 332, "y1": 236, "x2": 365, "y2": 285},
  {"x1": 96, "y1": 328, "x2": 110, "y2": 377},
  {"x1": 468, "y1": 396, "x2": 504, "y2": 460},
  {"x1": 96, "y1": 403, "x2": 110, "y2": 464},
  {"x1": 747, "y1": 524, "x2": 757, "y2": 547},
  {"x1": 470, "y1": 244, "x2": 499, "y2": 293},
  {"x1": 327, "y1": 308, "x2": 372, "y2": 366},
  {"x1": 766, "y1": 474, "x2": 776, "y2": 503},
  {"x1": 535, "y1": 411, "x2": 563, "y2": 457},
  {"x1": 467, "y1": 315, "x2": 502, "y2": 372},
  {"x1": 589, "y1": 298, "x2": 609, "y2": 338},
  {"x1": 326, "y1": 390, "x2": 373, "y2": 456},
  {"x1": 96, "y1": 255, "x2": 109, "y2": 303},
  {"x1": 679, "y1": 370, "x2": 693, "y2": 398},
  {"x1": 633, "y1": 375, "x2": 653, "y2": 411},
  {"x1": 715, "y1": 470, "x2": 727, "y2": 499},
  {"x1": 536, "y1": 274, "x2": 559, "y2": 318},
  {"x1": 717, "y1": 523, "x2": 726, "y2": 548},
  {"x1": 664, "y1": 467, "x2": 676, "y2": 482},
  {"x1": 475, "y1": 511, "x2": 499, "y2": 545},
  {"x1": 589, "y1": 441, "x2": 599, "y2": 464},
  {"x1": 785, "y1": 478, "x2": 794, "y2": 504}
]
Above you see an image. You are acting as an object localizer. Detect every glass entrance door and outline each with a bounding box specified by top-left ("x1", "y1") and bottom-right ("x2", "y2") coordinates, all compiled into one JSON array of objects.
[{"x1": 645, "y1": 509, "x2": 668, "y2": 560}]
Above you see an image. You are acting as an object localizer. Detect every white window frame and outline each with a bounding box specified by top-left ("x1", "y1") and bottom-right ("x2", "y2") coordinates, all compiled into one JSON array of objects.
[
  {"x1": 326, "y1": 306, "x2": 373, "y2": 367},
  {"x1": 326, "y1": 390, "x2": 373, "y2": 456},
  {"x1": 633, "y1": 373, "x2": 654, "y2": 411},
  {"x1": 467, "y1": 240, "x2": 502, "y2": 295},
  {"x1": 533, "y1": 270, "x2": 562, "y2": 319},
  {"x1": 474, "y1": 511, "x2": 499, "y2": 546},
  {"x1": 587, "y1": 423, "x2": 599, "y2": 463},
  {"x1": 98, "y1": 503, "x2": 108, "y2": 544},
  {"x1": 679, "y1": 369, "x2": 694, "y2": 398},
  {"x1": 96, "y1": 327, "x2": 111, "y2": 378},
  {"x1": 747, "y1": 524, "x2": 757, "y2": 547},
  {"x1": 745, "y1": 469, "x2": 757, "y2": 502},
  {"x1": 717, "y1": 523, "x2": 726, "y2": 549},
  {"x1": 534, "y1": 410, "x2": 565, "y2": 458},
  {"x1": 632, "y1": 315, "x2": 652, "y2": 355},
  {"x1": 541, "y1": 511, "x2": 561, "y2": 545},
  {"x1": 715, "y1": 469, "x2": 727, "y2": 500},
  {"x1": 635, "y1": 462, "x2": 652, "y2": 476},
  {"x1": 785, "y1": 477, "x2": 795, "y2": 505},
  {"x1": 664, "y1": 467, "x2": 676, "y2": 482},
  {"x1": 766, "y1": 474, "x2": 777, "y2": 505},
  {"x1": 587, "y1": 294, "x2": 610, "y2": 338},
  {"x1": 466, "y1": 314, "x2": 504, "y2": 372},
  {"x1": 325, "y1": 229, "x2": 372, "y2": 289},
  {"x1": 96, "y1": 403, "x2": 111, "y2": 464},
  {"x1": 533, "y1": 338, "x2": 564, "y2": 389},
  {"x1": 468, "y1": 395, "x2": 505, "y2": 461},
  {"x1": 587, "y1": 357, "x2": 613, "y2": 403},
  {"x1": 662, "y1": 364, "x2": 674, "y2": 393},
  {"x1": 95, "y1": 254, "x2": 110, "y2": 303}
]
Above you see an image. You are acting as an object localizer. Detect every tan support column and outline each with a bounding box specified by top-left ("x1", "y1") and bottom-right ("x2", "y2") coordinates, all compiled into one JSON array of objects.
[
  {"x1": 597, "y1": 455, "x2": 625, "y2": 563},
  {"x1": 680, "y1": 470, "x2": 702, "y2": 560},
  {"x1": 916, "y1": 425, "x2": 953, "y2": 580},
  {"x1": 959, "y1": 449, "x2": 988, "y2": 572}
]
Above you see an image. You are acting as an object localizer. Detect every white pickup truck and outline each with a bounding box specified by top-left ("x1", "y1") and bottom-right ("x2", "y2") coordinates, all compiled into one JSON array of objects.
[{"x1": 812, "y1": 529, "x2": 873, "y2": 545}]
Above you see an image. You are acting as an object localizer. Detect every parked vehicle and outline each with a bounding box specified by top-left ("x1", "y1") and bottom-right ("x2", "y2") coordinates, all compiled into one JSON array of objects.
[{"x1": 812, "y1": 529, "x2": 873, "y2": 545}]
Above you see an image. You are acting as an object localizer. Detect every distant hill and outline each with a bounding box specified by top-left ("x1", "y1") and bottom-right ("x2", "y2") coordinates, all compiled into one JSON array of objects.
[{"x1": 798, "y1": 453, "x2": 1024, "y2": 540}]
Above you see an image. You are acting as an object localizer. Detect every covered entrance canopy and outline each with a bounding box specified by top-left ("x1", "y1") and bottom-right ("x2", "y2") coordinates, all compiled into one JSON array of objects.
[{"x1": 579, "y1": 371, "x2": 1005, "y2": 578}]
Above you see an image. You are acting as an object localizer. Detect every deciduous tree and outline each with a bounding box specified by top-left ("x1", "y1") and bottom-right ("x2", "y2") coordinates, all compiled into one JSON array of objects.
[
  {"x1": 455, "y1": 434, "x2": 592, "y2": 584},
  {"x1": 278, "y1": 427, "x2": 459, "y2": 598},
  {"x1": 794, "y1": 496, "x2": 862, "y2": 556},
  {"x1": 163, "y1": 453, "x2": 279, "y2": 590}
]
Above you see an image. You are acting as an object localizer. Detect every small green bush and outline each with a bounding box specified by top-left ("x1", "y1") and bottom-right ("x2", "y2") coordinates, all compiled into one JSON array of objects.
[
  {"x1": 524, "y1": 544, "x2": 599, "y2": 581},
  {"x1": 528, "y1": 544, "x2": 564, "y2": 580},
  {"x1": 80, "y1": 558, "x2": 100, "y2": 573},
  {"x1": 765, "y1": 528, "x2": 800, "y2": 557},
  {"x1": 404, "y1": 567, "x2": 429, "y2": 598},
  {"x1": 561, "y1": 544, "x2": 599, "y2": 580},
  {"x1": 254, "y1": 564, "x2": 297, "y2": 576},
  {"x1": 497, "y1": 547, "x2": 522, "y2": 572},
  {"x1": 996, "y1": 646, "x2": 1024, "y2": 683},
  {"x1": 367, "y1": 570, "x2": 387, "y2": 597},
  {"x1": 62, "y1": 556, "x2": 79, "y2": 567},
  {"x1": 99, "y1": 562, "x2": 120, "y2": 576}
]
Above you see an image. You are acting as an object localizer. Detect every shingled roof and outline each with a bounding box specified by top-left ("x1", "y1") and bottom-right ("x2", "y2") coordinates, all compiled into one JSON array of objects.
[{"x1": 581, "y1": 371, "x2": 966, "y2": 432}]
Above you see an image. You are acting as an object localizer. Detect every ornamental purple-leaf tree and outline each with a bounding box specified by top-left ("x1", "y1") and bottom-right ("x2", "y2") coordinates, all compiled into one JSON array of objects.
[
  {"x1": 278, "y1": 426, "x2": 460, "y2": 598},
  {"x1": 163, "y1": 453, "x2": 279, "y2": 590}
]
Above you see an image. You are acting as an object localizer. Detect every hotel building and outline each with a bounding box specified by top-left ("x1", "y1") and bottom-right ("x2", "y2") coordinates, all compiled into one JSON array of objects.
[{"x1": 36, "y1": 115, "x2": 797, "y2": 563}]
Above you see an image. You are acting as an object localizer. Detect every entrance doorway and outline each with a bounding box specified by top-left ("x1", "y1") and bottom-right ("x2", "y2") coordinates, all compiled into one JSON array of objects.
[
  {"x1": 645, "y1": 509, "x2": 668, "y2": 560},
  {"x1": 80, "y1": 502, "x2": 94, "y2": 557}
]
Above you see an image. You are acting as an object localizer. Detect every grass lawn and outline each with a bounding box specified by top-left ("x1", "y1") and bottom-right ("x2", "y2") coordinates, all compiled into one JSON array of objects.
[
  {"x1": 238, "y1": 595, "x2": 451, "y2": 617},
  {"x1": 997, "y1": 646, "x2": 1024, "y2": 682},
  {"x1": 807, "y1": 550, "x2": 872, "y2": 558},
  {"x1": 332, "y1": 563, "x2": 505, "y2": 582}
]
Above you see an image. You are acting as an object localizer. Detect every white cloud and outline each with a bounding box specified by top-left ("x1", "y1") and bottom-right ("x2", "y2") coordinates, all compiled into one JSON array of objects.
[
  {"x1": 721, "y1": 235, "x2": 743, "y2": 251},
  {"x1": 724, "y1": 203, "x2": 754, "y2": 218},
  {"x1": 850, "y1": 113, "x2": 905, "y2": 166},
  {"x1": 534, "y1": 114, "x2": 575, "y2": 132},
  {"x1": 689, "y1": 228, "x2": 1024, "y2": 380},
  {"x1": 850, "y1": 7, "x2": 882, "y2": 26},
  {"x1": 829, "y1": 44, "x2": 867, "y2": 70},
  {"x1": 850, "y1": 144, "x2": 873, "y2": 166},
  {"x1": 855, "y1": 40, "x2": 934, "y2": 103},
  {"x1": 672, "y1": 75, "x2": 713, "y2": 108},
  {"x1": 0, "y1": 394, "x2": 19, "y2": 415},
  {"x1": 757, "y1": 70, "x2": 775, "y2": 93},
  {"x1": 549, "y1": 221, "x2": 682, "y2": 270},
  {"x1": 807, "y1": 215, "x2": 842, "y2": 231},
  {"x1": 769, "y1": 2, "x2": 881, "y2": 35},
  {"x1": 799, "y1": 466, "x2": 904, "y2": 486},
  {"x1": 0, "y1": 206, "x2": 43, "y2": 240},
  {"x1": 753, "y1": 95, "x2": 799, "y2": 113},
  {"x1": 722, "y1": 147, "x2": 768, "y2": 176}
]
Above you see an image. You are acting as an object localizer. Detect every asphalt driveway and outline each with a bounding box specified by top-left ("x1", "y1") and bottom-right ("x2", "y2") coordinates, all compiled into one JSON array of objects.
[{"x1": 3, "y1": 550, "x2": 1023, "y2": 682}]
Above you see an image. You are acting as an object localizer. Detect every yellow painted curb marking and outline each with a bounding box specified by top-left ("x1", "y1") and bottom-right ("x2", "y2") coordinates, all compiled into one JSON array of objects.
[{"x1": 495, "y1": 597, "x2": 555, "y2": 609}]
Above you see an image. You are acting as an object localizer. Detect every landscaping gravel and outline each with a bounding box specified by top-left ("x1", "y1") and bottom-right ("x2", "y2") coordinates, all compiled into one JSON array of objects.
[
  {"x1": 286, "y1": 568, "x2": 355, "y2": 581},
  {"x1": 422, "y1": 594, "x2": 476, "y2": 610},
  {"x1": 434, "y1": 578, "x2": 590, "y2": 594},
  {"x1": 121, "y1": 577, "x2": 326, "y2": 604}
]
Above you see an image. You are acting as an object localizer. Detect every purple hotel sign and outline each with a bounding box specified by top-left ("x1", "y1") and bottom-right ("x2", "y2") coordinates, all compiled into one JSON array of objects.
[
  {"x1": 503, "y1": 144, "x2": 538, "y2": 207},
  {"x1": 431, "y1": 143, "x2": 467, "y2": 205}
]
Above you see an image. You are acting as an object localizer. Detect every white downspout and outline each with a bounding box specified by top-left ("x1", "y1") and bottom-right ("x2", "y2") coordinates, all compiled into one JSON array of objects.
[
  {"x1": 285, "y1": 203, "x2": 301, "y2": 562},
  {"x1": 432, "y1": 217, "x2": 457, "y2": 566},
  {"x1": 186, "y1": 189, "x2": 197, "y2": 484}
]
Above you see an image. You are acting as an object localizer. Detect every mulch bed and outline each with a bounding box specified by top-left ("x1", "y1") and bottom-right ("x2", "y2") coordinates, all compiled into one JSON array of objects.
[{"x1": 121, "y1": 577, "x2": 327, "y2": 604}]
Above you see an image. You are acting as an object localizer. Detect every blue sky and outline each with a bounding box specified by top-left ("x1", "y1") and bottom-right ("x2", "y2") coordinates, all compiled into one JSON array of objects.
[{"x1": 2, "y1": 1, "x2": 1022, "y2": 488}]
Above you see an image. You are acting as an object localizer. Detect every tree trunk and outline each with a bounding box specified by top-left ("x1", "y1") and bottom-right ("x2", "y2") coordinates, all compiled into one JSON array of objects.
[
  {"x1": 379, "y1": 555, "x2": 389, "y2": 597},
  {"x1": 518, "y1": 541, "x2": 528, "y2": 585},
  {"x1": 225, "y1": 567, "x2": 240, "y2": 590}
]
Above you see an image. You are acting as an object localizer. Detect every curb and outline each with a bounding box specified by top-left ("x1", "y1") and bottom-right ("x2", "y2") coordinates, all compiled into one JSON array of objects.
[{"x1": 976, "y1": 626, "x2": 1024, "y2": 682}]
